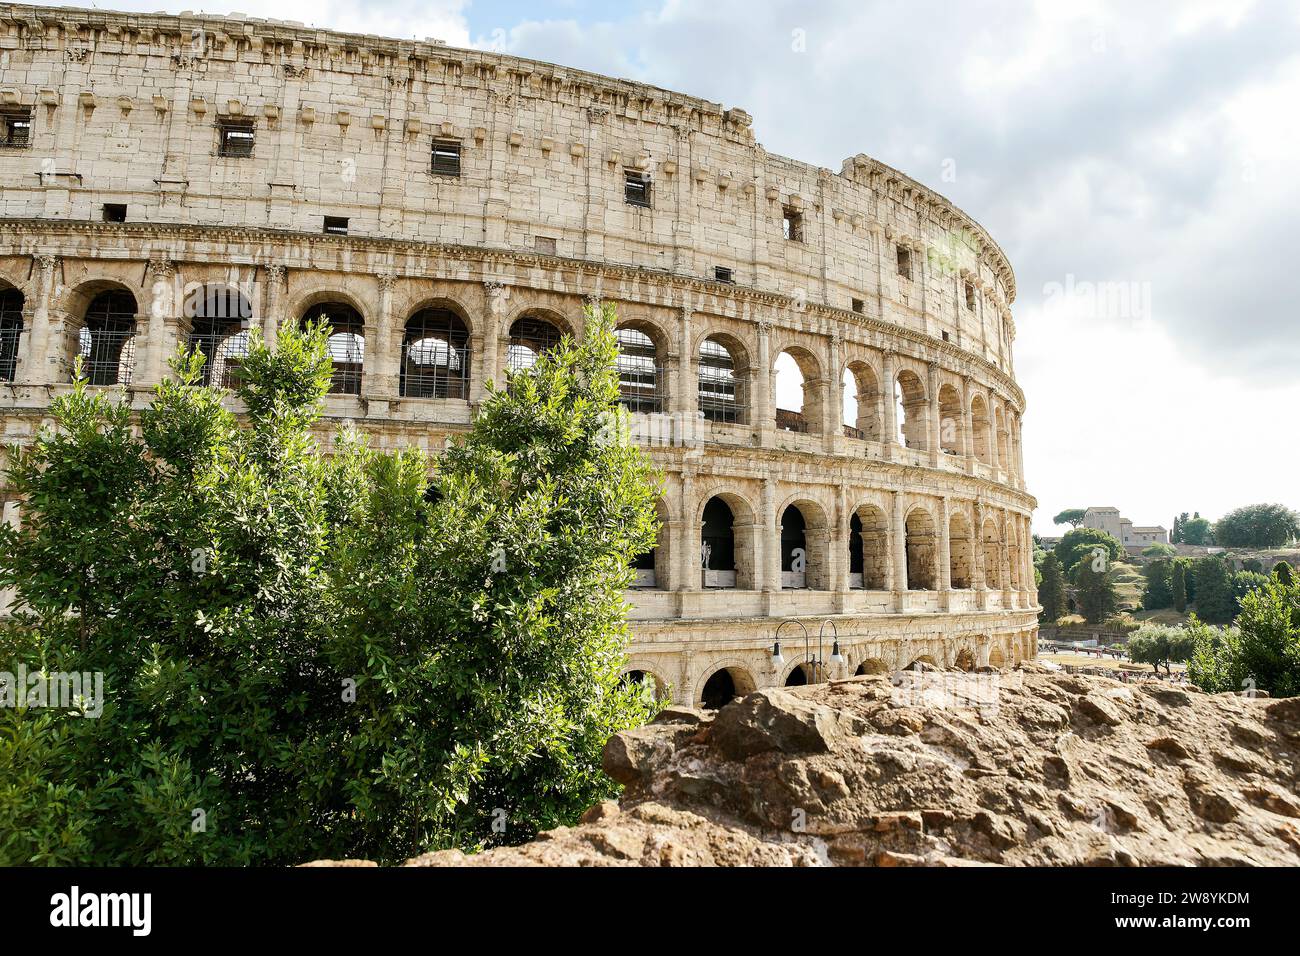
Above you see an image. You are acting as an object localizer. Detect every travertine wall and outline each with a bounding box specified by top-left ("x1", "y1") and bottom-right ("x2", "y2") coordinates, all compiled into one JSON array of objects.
[{"x1": 0, "y1": 6, "x2": 1038, "y2": 706}]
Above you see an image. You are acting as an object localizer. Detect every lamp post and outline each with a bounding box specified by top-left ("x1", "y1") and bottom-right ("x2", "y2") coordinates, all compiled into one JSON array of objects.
[{"x1": 771, "y1": 620, "x2": 844, "y2": 684}]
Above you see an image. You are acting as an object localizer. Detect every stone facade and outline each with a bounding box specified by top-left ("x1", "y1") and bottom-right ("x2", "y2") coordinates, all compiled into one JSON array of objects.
[
  {"x1": 0, "y1": 6, "x2": 1038, "y2": 706},
  {"x1": 1081, "y1": 507, "x2": 1169, "y2": 548}
]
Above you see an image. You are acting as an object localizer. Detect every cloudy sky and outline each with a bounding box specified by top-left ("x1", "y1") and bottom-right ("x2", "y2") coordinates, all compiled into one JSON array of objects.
[{"x1": 49, "y1": 1, "x2": 1300, "y2": 534}]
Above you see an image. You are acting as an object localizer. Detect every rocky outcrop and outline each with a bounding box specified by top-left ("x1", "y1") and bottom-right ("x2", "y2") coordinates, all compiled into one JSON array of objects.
[{"x1": 321, "y1": 666, "x2": 1300, "y2": 866}]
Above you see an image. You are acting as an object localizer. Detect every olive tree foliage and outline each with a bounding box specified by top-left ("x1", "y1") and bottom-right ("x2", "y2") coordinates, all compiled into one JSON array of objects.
[
  {"x1": 0, "y1": 304, "x2": 660, "y2": 865},
  {"x1": 1127, "y1": 624, "x2": 1195, "y2": 675},
  {"x1": 1188, "y1": 575, "x2": 1300, "y2": 697}
]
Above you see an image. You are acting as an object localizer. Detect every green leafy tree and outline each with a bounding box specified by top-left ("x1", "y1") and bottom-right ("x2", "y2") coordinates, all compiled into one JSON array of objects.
[
  {"x1": 1213, "y1": 503, "x2": 1300, "y2": 549},
  {"x1": 1037, "y1": 553, "x2": 1066, "y2": 624},
  {"x1": 1127, "y1": 624, "x2": 1196, "y2": 675},
  {"x1": 1274, "y1": 561, "x2": 1295, "y2": 586},
  {"x1": 1171, "y1": 560, "x2": 1188, "y2": 613},
  {"x1": 1233, "y1": 575, "x2": 1300, "y2": 697},
  {"x1": 1186, "y1": 616, "x2": 1243, "y2": 693},
  {"x1": 1054, "y1": 528, "x2": 1123, "y2": 582},
  {"x1": 0, "y1": 304, "x2": 660, "y2": 865},
  {"x1": 1143, "y1": 543, "x2": 1176, "y2": 560},
  {"x1": 1074, "y1": 555, "x2": 1119, "y2": 624},
  {"x1": 1193, "y1": 556, "x2": 1238, "y2": 625},
  {"x1": 1182, "y1": 515, "x2": 1213, "y2": 546},
  {"x1": 1142, "y1": 560, "x2": 1173, "y2": 610},
  {"x1": 1052, "y1": 508, "x2": 1086, "y2": 528},
  {"x1": 1232, "y1": 570, "x2": 1271, "y2": 605}
]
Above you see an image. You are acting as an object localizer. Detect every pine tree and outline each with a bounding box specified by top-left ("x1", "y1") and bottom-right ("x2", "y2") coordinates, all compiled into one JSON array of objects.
[{"x1": 1193, "y1": 556, "x2": 1238, "y2": 624}]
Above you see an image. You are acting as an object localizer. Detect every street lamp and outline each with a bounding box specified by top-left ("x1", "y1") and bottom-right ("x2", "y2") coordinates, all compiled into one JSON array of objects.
[{"x1": 771, "y1": 620, "x2": 843, "y2": 684}]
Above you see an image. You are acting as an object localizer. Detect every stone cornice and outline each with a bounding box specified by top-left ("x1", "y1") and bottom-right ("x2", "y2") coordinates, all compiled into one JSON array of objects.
[{"x1": 0, "y1": 218, "x2": 1027, "y2": 410}]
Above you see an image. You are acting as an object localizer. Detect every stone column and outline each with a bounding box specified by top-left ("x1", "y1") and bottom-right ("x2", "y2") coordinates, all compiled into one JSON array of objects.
[
  {"x1": 677, "y1": 471, "x2": 696, "y2": 594},
  {"x1": 262, "y1": 264, "x2": 286, "y2": 353},
  {"x1": 1000, "y1": 507, "x2": 1012, "y2": 596},
  {"x1": 974, "y1": 498, "x2": 988, "y2": 608},
  {"x1": 20, "y1": 254, "x2": 58, "y2": 386},
  {"x1": 989, "y1": 391, "x2": 1002, "y2": 481},
  {"x1": 825, "y1": 330, "x2": 844, "y2": 455},
  {"x1": 754, "y1": 317, "x2": 773, "y2": 445},
  {"x1": 891, "y1": 490, "x2": 907, "y2": 609},
  {"x1": 927, "y1": 362, "x2": 941, "y2": 467},
  {"x1": 937, "y1": 495, "x2": 952, "y2": 603},
  {"x1": 674, "y1": 307, "x2": 695, "y2": 435},
  {"x1": 961, "y1": 374, "x2": 975, "y2": 473},
  {"x1": 478, "y1": 281, "x2": 506, "y2": 404},
  {"x1": 139, "y1": 257, "x2": 176, "y2": 387},
  {"x1": 762, "y1": 476, "x2": 778, "y2": 596},
  {"x1": 367, "y1": 273, "x2": 398, "y2": 400},
  {"x1": 829, "y1": 486, "x2": 848, "y2": 609},
  {"x1": 881, "y1": 349, "x2": 897, "y2": 459}
]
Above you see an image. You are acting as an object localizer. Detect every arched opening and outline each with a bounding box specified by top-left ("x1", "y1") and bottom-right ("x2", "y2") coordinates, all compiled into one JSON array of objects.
[
  {"x1": 700, "y1": 666, "x2": 754, "y2": 710},
  {"x1": 988, "y1": 645, "x2": 1007, "y2": 668},
  {"x1": 302, "y1": 301, "x2": 364, "y2": 395},
  {"x1": 401, "y1": 308, "x2": 470, "y2": 399},
  {"x1": 855, "y1": 658, "x2": 889, "y2": 676},
  {"x1": 895, "y1": 369, "x2": 927, "y2": 450},
  {"x1": 774, "y1": 348, "x2": 821, "y2": 434},
  {"x1": 619, "y1": 669, "x2": 667, "y2": 701},
  {"x1": 508, "y1": 315, "x2": 564, "y2": 373},
  {"x1": 904, "y1": 507, "x2": 937, "y2": 590},
  {"x1": 949, "y1": 511, "x2": 973, "y2": 589},
  {"x1": 953, "y1": 647, "x2": 976, "y2": 671},
  {"x1": 187, "y1": 285, "x2": 253, "y2": 389},
  {"x1": 854, "y1": 504, "x2": 889, "y2": 590},
  {"x1": 631, "y1": 500, "x2": 669, "y2": 589},
  {"x1": 780, "y1": 505, "x2": 808, "y2": 589},
  {"x1": 701, "y1": 496, "x2": 737, "y2": 588},
  {"x1": 970, "y1": 394, "x2": 991, "y2": 464},
  {"x1": 848, "y1": 512, "x2": 864, "y2": 588},
  {"x1": 784, "y1": 663, "x2": 814, "y2": 686},
  {"x1": 698, "y1": 335, "x2": 747, "y2": 424},
  {"x1": 842, "y1": 361, "x2": 881, "y2": 441},
  {"x1": 615, "y1": 324, "x2": 663, "y2": 414},
  {"x1": 907, "y1": 654, "x2": 939, "y2": 670},
  {"x1": 938, "y1": 383, "x2": 963, "y2": 456},
  {"x1": 982, "y1": 518, "x2": 1003, "y2": 589},
  {"x1": 78, "y1": 290, "x2": 137, "y2": 386},
  {"x1": 0, "y1": 287, "x2": 24, "y2": 382}
]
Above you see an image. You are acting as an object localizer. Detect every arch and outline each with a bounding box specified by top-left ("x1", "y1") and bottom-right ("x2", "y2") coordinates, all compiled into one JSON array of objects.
[
  {"x1": 187, "y1": 284, "x2": 254, "y2": 389},
  {"x1": 773, "y1": 346, "x2": 822, "y2": 434},
  {"x1": 982, "y1": 517, "x2": 1003, "y2": 589},
  {"x1": 854, "y1": 658, "x2": 889, "y2": 676},
  {"x1": 631, "y1": 498, "x2": 671, "y2": 590},
  {"x1": 970, "y1": 393, "x2": 992, "y2": 464},
  {"x1": 842, "y1": 359, "x2": 881, "y2": 441},
  {"x1": 938, "y1": 383, "x2": 963, "y2": 456},
  {"x1": 302, "y1": 300, "x2": 365, "y2": 395},
  {"x1": 953, "y1": 647, "x2": 976, "y2": 671},
  {"x1": 507, "y1": 313, "x2": 566, "y2": 373},
  {"x1": 615, "y1": 323, "x2": 663, "y2": 414},
  {"x1": 401, "y1": 307, "x2": 471, "y2": 400},
  {"x1": 852, "y1": 503, "x2": 889, "y2": 590},
  {"x1": 949, "y1": 510, "x2": 974, "y2": 589},
  {"x1": 700, "y1": 495, "x2": 740, "y2": 589},
  {"x1": 907, "y1": 654, "x2": 940, "y2": 670},
  {"x1": 698, "y1": 333, "x2": 748, "y2": 425},
  {"x1": 904, "y1": 506, "x2": 937, "y2": 590},
  {"x1": 988, "y1": 644, "x2": 1007, "y2": 668},
  {"x1": 698, "y1": 664, "x2": 756, "y2": 710},
  {"x1": 0, "y1": 287, "x2": 24, "y2": 382},
  {"x1": 783, "y1": 662, "x2": 816, "y2": 686},
  {"x1": 895, "y1": 368, "x2": 927, "y2": 449},
  {"x1": 619, "y1": 668, "x2": 668, "y2": 701},
  {"x1": 77, "y1": 289, "x2": 138, "y2": 386},
  {"x1": 777, "y1": 497, "x2": 830, "y2": 590}
]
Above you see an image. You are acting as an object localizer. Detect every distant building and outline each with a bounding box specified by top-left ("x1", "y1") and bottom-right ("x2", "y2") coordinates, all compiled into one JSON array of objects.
[{"x1": 1081, "y1": 507, "x2": 1168, "y2": 547}]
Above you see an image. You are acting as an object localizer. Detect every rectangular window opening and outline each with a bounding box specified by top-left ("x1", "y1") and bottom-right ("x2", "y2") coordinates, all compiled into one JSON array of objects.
[
  {"x1": 851, "y1": 298, "x2": 864, "y2": 314},
  {"x1": 0, "y1": 110, "x2": 32, "y2": 148},
  {"x1": 896, "y1": 245, "x2": 912, "y2": 279},
  {"x1": 323, "y1": 216, "x2": 349, "y2": 235},
  {"x1": 102, "y1": 203, "x2": 127, "y2": 223},
  {"x1": 217, "y1": 120, "x2": 255, "y2": 158},
  {"x1": 965, "y1": 282, "x2": 976, "y2": 311},
  {"x1": 624, "y1": 170, "x2": 651, "y2": 207},
  {"x1": 431, "y1": 139, "x2": 462, "y2": 177},
  {"x1": 533, "y1": 235, "x2": 557, "y2": 255},
  {"x1": 782, "y1": 207, "x2": 803, "y2": 242},
  {"x1": 714, "y1": 266, "x2": 734, "y2": 284}
]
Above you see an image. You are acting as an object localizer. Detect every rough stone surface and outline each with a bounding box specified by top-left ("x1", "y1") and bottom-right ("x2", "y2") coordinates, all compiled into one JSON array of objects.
[{"x1": 311, "y1": 667, "x2": 1300, "y2": 866}]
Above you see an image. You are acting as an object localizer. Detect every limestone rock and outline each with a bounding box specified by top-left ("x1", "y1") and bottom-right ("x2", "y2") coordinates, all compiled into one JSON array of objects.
[{"x1": 308, "y1": 669, "x2": 1300, "y2": 867}]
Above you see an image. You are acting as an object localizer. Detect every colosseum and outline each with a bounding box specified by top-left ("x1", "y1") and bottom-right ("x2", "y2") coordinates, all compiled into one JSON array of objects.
[{"x1": 0, "y1": 5, "x2": 1037, "y2": 707}]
